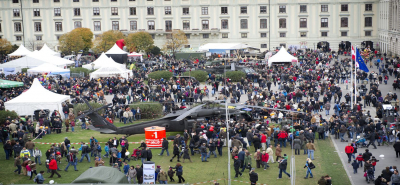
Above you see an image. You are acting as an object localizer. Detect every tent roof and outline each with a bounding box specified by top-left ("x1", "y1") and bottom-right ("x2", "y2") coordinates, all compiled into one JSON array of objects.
[
  {"x1": 72, "y1": 166, "x2": 129, "y2": 184},
  {"x1": 0, "y1": 79, "x2": 24, "y2": 88},
  {"x1": 8, "y1": 45, "x2": 32, "y2": 56},
  {"x1": 27, "y1": 63, "x2": 70, "y2": 73},
  {"x1": 82, "y1": 52, "x2": 125, "y2": 70},
  {"x1": 38, "y1": 44, "x2": 59, "y2": 56},
  {"x1": 0, "y1": 51, "x2": 74, "y2": 69},
  {"x1": 4, "y1": 78, "x2": 70, "y2": 104},
  {"x1": 199, "y1": 43, "x2": 250, "y2": 51},
  {"x1": 105, "y1": 44, "x2": 128, "y2": 54},
  {"x1": 268, "y1": 46, "x2": 298, "y2": 63},
  {"x1": 128, "y1": 52, "x2": 142, "y2": 56}
]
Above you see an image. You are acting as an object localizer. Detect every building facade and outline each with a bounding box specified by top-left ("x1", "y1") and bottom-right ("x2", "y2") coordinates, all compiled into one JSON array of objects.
[
  {"x1": 388, "y1": 0, "x2": 400, "y2": 56},
  {"x1": 0, "y1": 0, "x2": 379, "y2": 53}
]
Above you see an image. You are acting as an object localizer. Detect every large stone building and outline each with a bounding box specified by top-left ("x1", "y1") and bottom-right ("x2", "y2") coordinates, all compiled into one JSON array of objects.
[{"x1": 0, "y1": 0, "x2": 379, "y2": 53}]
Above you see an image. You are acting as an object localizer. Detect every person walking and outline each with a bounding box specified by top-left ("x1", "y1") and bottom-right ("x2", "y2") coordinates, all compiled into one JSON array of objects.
[
  {"x1": 254, "y1": 149, "x2": 262, "y2": 168},
  {"x1": 64, "y1": 152, "x2": 78, "y2": 171},
  {"x1": 275, "y1": 144, "x2": 282, "y2": 161},
  {"x1": 79, "y1": 143, "x2": 90, "y2": 162},
  {"x1": 14, "y1": 155, "x2": 21, "y2": 175},
  {"x1": 277, "y1": 154, "x2": 290, "y2": 179},
  {"x1": 266, "y1": 144, "x2": 274, "y2": 163},
  {"x1": 241, "y1": 152, "x2": 252, "y2": 173},
  {"x1": 233, "y1": 156, "x2": 242, "y2": 178},
  {"x1": 261, "y1": 150, "x2": 269, "y2": 170},
  {"x1": 159, "y1": 138, "x2": 169, "y2": 156},
  {"x1": 182, "y1": 147, "x2": 192, "y2": 163},
  {"x1": 170, "y1": 144, "x2": 180, "y2": 162},
  {"x1": 48, "y1": 157, "x2": 61, "y2": 178},
  {"x1": 394, "y1": 140, "x2": 400, "y2": 158},
  {"x1": 249, "y1": 168, "x2": 258, "y2": 185},
  {"x1": 126, "y1": 166, "x2": 137, "y2": 184},
  {"x1": 345, "y1": 143, "x2": 354, "y2": 163},
  {"x1": 304, "y1": 158, "x2": 314, "y2": 179},
  {"x1": 306, "y1": 141, "x2": 316, "y2": 160},
  {"x1": 170, "y1": 163, "x2": 185, "y2": 183},
  {"x1": 366, "y1": 131, "x2": 377, "y2": 149},
  {"x1": 351, "y1": 160, "x2": 359, "y2": 174}
]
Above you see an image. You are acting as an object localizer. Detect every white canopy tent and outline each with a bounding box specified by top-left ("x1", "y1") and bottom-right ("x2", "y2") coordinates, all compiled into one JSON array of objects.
[
  {"x1": 38, "y1": 44, "x2": 61, "y2": 57},
  {"x1": 128, "y1": 52, "x2": 143, "y2": 61},
  {"x1": 8, "y1": 45, "x2": 32, "y2": 56},
  {"x1": 268, "y1": 46, "x2": 298, "y2": 67},
  {"x1": 82, "y1": 53, "x2": 125, "y2": 70},
  {"x1": 5, "y1": 78, "x2": 70, "y2": 117},
  {"x1": 27, "y1": 63, "x2": 70, "y2": 77},
  {"x1": 105, "y1": 44, "x2": 128, "y2": 54},
  {"x1": 90, "y1": 66, "x2": 133, "y2": 79},
  {"x1": 199, "y1": 43, "x2": 250, "y2": 51}
]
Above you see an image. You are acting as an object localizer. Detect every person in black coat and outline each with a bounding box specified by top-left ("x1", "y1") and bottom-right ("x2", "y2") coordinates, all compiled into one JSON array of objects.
[
  {"x1": 159, "y1": 138, "x2": 169, "y2": 156},
  {"x1": 109, "y1": 153, "x2": 118, "y2": 166},
  {"x1": 278, "y1": 155, "x2": 291, "y2": 179},
  {"x1": 252, "y1": 136, "x2": 261, "y2": 152},
  {"x1": 135, "y1": 164, "x2": 143, "y2": 184},
  {"x1": 140, "y1": 147, "x2": 148, "y2": 163},
  {"x1": 146, "y1": 148, "x2": 152, "y2": 161},
  {"x1": 249, "y1": 169, "x2": 258, "y2": 185},
  {"x1": 233, "y1": 156, "x2": 242, "y2": 178},
  {"x1": 170, "y1": 144, "x2": 180, "y2": 162}
]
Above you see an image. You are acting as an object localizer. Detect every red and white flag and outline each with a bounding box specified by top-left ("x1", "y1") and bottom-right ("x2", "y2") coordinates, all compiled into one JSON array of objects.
[{"x1": 351, "y1": 46, "x2": 356, "y2": 60}]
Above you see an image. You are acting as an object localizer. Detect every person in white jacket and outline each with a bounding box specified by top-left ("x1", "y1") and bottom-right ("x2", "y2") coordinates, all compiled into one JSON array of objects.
[
  {"x1": 278, "y1": 112, "x2": 284, "y2": 123},
  {"x1": 33, "y1": 148, "x2": 42, "y2": 165}
]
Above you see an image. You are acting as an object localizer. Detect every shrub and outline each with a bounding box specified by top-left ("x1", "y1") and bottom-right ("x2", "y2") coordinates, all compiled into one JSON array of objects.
[
  {"x1": 183, "y1": 70, "x2": 208, "y2": 82},
  {"x1": 226, "y1": 71, "x2": 246, "y2": 82},
  {"x1": 0, "y1": 110, "x2": 19, "y2": 125},
  {"x1": 21, "y1": 68, "x2": 29, "y2": 73},
  {"x1": 73, "y1": 101, "x2": 105, "y2": 115},
  {"x1": 129, "y1": 103, "x2": 163, "y2": 119},
  {"x1": 148, "y1": 71, "x2": 173, "y2": 80},
  {"x1": 69, "y1": 67, "x2": 93, "y2": 76}
]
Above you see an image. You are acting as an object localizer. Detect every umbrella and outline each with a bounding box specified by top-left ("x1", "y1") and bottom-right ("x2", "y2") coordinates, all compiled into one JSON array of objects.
[{"x1": 0, "y1": 79, "x2": 24, "y2": 88}]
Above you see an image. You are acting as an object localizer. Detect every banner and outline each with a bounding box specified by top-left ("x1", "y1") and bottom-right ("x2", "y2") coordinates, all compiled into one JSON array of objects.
[
  {"x1": 143, "y1": 161, "x2": 155, "y2": 184},
  {"x1": 4, "y1": 68, "x2": 17, "y2": 76}
]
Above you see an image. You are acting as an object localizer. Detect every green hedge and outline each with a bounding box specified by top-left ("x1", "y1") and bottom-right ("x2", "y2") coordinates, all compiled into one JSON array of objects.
[
  {"x1": 129, "y1": 103, "x2": 163, "y2": 119},
  {"x1": 73, "y1": 101, "x2": 105, "y2": 115},
  {"x1": 148, "y1": 71, "x2": 173, "y2": 80},
  {"x1": 226, "y1": 71, "x2": 246, "y2": 82},
  {"x1": 183, "y1": 70, "x2": 208, "y2": 82},
  {"x1": 0, "y1": 110, "x2": 19, "y2": 125},
  {"x1": 69, "y1": 67, "x2": 94, "y2": 76},
  {"x1": 21, "y1": 68, "x2": 29, "y2": 73}
]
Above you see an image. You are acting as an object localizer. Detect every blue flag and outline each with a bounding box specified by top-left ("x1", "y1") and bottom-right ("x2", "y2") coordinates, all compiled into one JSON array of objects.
[{"x1": 356, "y1": 47, "x2": 369, "y2": 72}]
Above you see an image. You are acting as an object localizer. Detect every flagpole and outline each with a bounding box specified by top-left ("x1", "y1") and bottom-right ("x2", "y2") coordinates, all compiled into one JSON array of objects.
[
  {"x1": 355, "y1": 53, "x2": 357, "y2": 110},
  {"x1": 350, "y1": 47, "x2": 353, "y2": 110}
]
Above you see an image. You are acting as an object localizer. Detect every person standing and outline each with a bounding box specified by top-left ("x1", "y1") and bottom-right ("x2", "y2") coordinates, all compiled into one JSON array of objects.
[
  {"x1": 249, "y1": 168, "x2": 258, "y2": 185},
  {"x1": 266, "y1": 144, "x2": 274, "y2": 163},
  {"x1": 159, "y1": 138, "x2": 169, "y2": 156},
  {"x1": 261, "y1": 151, "x2": 269, "y2": 170},
  {"x1": 293, "y1": 136, "x2": 301, "y2": 155},
  {"x1": 366, "y1": 131, "x2": 377, "y2": 149},
  {"x1": 79, "y1": 143, "x2": 90, "y2": 162},
  {"x1": 254, "y1": 149, "x2": 262, "y2": 168},
  {"x1": 135, "y1": 165, "x2": 143, "y2": 184},
  {"x1": 306, "y1": 141, "x2": 316, "y2": 160},
  {"x1": 233, "y1": 156, "x2": 242, "y2": 178},
  {"x1": 33, "y1": 148, "x2": 42, "y2": 165},
  {"x1": 392, "y1": 169, "x2": 400, "y2": 185},
  {"x1": 345, "y1": 143, "x2": 354, "y2": 163},
  {"x1": 394, "y1": 140, "x2": 400, "y2": 158},
  {"x1": 260, "y1": 133, "x2": 267, "y2": 151},
  {"x1": 277, "y1": 154, "x2": 290, "y2": 179},
  {"x1": 64, "y1": 152, "x2": 78, "y2": 171},
  {"x1": 304, "y1": 158, "x2": 314, "y2": 179},
  {"x1": 48, "y1": 157, "x2": 61, "y2": 178},
  {"x1": 14, "y1": 155, "x2": 21, "y2": 175},
  {"x1": 241, "y1": 152, "x2": 252, "y2": 172},
  {"x1": 126, "y1": 166, "x2": 137, "y2": 184},
  {"x1": 170, "y1": 144, "x2": 181, "y2": 162},
  {"x1": 200, "y1": 143, "x2": 208, "y2": 162}
]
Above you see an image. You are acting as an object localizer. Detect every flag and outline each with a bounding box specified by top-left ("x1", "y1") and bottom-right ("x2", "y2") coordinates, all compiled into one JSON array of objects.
[
  {"x1": 355, "y1": 47, "x2": 369, "y2": 72},
  {"x1": 351, "y1": 46, "x2": 356, "y2": 60}
]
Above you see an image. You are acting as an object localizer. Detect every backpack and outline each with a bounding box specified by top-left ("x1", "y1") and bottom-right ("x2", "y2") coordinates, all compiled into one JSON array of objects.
[
  {"x1": 308, "y1": 162, "x2": 316, "y2": 169},
  {"x1": 97, "y1": 145, "x2": 102, "y2": 152},
  {"x1": 177, "y1": 166, "x2": 183, "y2": 173}
]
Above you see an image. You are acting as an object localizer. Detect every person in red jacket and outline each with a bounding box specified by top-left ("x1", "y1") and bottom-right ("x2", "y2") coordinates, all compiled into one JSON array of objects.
[
  {"x1": 260, "y1": 133, "x2": 267, "y2": 151},
  {"x1": 261, "y1": 151, "x2": 269, "y2": 170},
  {"x1": 345, "y1": 143, "x2": 354, "y2": 163},
  {"x1": 48, "y1": 158, "x2": 61, "y2": 178},
  {"x1": 278, "y1": 131, "x2": 288, "y2": 148}
]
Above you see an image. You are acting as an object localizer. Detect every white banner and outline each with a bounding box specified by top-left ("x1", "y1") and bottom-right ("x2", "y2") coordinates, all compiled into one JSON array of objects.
[{"x1": 143, "y1": 161, "x2": 155, "y2": 184}]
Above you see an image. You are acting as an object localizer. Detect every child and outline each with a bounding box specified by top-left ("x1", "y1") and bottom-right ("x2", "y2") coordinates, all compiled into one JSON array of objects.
[
  {"x1": 104, "y1": 143, "x2": 110, "y2": 158},
  {"x1": 351, "y1": 160, "x2": 358, "y2": 174},
  {"x1": 356, "y1": 153, "x2": 364, "y2": 168},
  {"x1": 155, "y1": 165, "x2": 161, "y2": 182},
  {"x1": 56, "y1": 151, "x2": 62, "y2": 163},
  {"x1": 71, "y1": 119, "x2": 75, "y2": 132},
  {"x1": 26, "y1": 161, "x2": 32, "y2": 178},
  {"x1": 45, "y1": 160, "x2": 50, "y2": 173},
  {"x1": 168, "y1": 167, "x2": 175, "y2": 182}
]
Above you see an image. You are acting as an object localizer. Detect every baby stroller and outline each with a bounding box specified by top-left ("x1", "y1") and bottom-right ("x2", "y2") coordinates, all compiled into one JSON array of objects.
[
  {"x1": 355, "y1": 137, "x2": 367, "y2": 148},
  {"x1": 365, "y1": 169, "x2": 374, "y2": 183},
  {"x1": 130, "y1": 149, "x2": 141, "y2": 161}
]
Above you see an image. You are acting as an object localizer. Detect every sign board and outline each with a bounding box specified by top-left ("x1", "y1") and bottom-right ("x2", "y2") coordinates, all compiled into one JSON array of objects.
[
  {"x1": 143, "y1": 161, "x2": 155, "y2": 184},
  {"x1": 144, "y1": 126, "x2": 166, "y2": 148}
]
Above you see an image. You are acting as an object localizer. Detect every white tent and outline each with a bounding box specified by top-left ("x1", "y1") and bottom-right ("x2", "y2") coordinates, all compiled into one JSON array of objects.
[
  {"x1": 90, "y1": 66, "x2": 133, "y2": 79},
  {"x1": 82, "y1": 53, "x2": 125, "y2": 70},
  {"x1": 128, "y1": 52, "x2": 143, "y2": 61},
  {"x1": 5, "y1": 78, "x2": 70, "y2": 117},
  {"x1": 38, "y1": 44, "x2": 61, "y2": 57},
  {"x1": 8, "y1": 45, "x2": 32, "y2": 56},
  {"x1": 27, "y1": 63, "x2": 70, "y2": 77},
  {"x1": 268, "y1": 46, "x2": 298, "y2": 67},
  {"x1": 0, "y1": 51, "x2": 74, "y2": 72},
  {"x1": 105, "y1": 44, "x2": 128, "y2": 54},
  {"x1": 199, "y1": 43, "x2": 250, "y2": 51}
]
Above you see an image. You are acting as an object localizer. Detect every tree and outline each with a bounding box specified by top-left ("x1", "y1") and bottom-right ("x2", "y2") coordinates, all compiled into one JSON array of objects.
[
  {"x1": 162, "y1": 30, "x2": 188, "y2": 58},
  {"x1": 0, "y1": 38, "x2": 13, "y2": 55},
  {"x1": 71, "y1": 28, "x2": 94, "y2": 52},
  {"x1": 26, "y1": 39, "x2": 43, "y2": 51},
  {"x1": 58, "y1": 32, "x2": 85, "y2": 55},
  {"x1": 125, "y1": 31, "x2": 154, "y2": 53},
  {"x1": 92, "y1": 30, "x2": 125, "y2": 54},
  {"x1": 145, "y1": 45, "x2": 162, "y2": 56}
]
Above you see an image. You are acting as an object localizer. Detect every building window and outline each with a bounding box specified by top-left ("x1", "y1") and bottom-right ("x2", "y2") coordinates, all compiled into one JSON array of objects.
[
  {"x1": 240, "y1": 19, "x2": 248, "y2": 29},
  {"x1": 321, "y1": 5, "x2": 328, "y2": 12},
  {"x1": 16, "y1": 36, "x2": 22, "y2": 41},
  {"x1": 185, "y1": 34, "x2": 190, "y2": 39},
  {"x1": 148, "y1": 21, "x2": 155, "y2": 30},
  {"x1": 92, "y1": 0, "x2": 98, "y2": 1},
  {"x1": 36, "y1": 36, "x2": 42, "y2": 41},
  {"x1": 203, "y1": 34, "x2": 209, "y2": 39},
  {"x1": 202, "y1": 7, "x2": 208, "y2": 15},
  {"x1": 111, "y1": 0, "x2": 117, "y2": 1},
  {"x1": 321, "y1": 18, "x2": 328, "y2": 27},
  {"x1": 184, "y1": 45, "x2": 190, "y2": 48},
  {"x1": 341, "y1": 17, "x2": 348, "y2": 27},
  {"x1": 92, "y1": 8, "x2": 100, "y2": 15},
  {"x1": 300, "y1": 32, "x2": 307, "y2": 37},
  {"x1": 221, "y1": 19, "x2": 228, "y2": 29},
  {"x1": 148, "y1": 7, "x2": 154, "y2": 15},
  {"x1": 74, "y1": 21, "x2": 82, "y2": 28},
  {"x1": 241, "y1": 33, "x2": 247, "y2": 38},
  {"x1": 365, "y1": 17, "x2": 372, "y2": 27},
  {"x1": 73, "y1": 0, "x2": 79, "y2": 2},
  {"x1": 13, "y1": 0, "x2": 19, "y2": 3},
  {"x1": 279, "y1": 6, "x2": 286, "y2": 13},
  {"x1": 33, "y1": 9, "x2": 40, "y2": 16},
  {"x1": 54, "y1": 8, "x2": 61, "y2": 16},
  {"x1": 260, "y1": 19, "x2": 267, "y2": 29},
  {"x1": 165, "y1": 6, "x2": 171, "y2": 15},
  {"x1": 279, "y1": 19, "x2": 286, "y2": 28},
  {"x1": 365, "y1": 4, "x2": 372, "y2": 11},
  {"x1": 34, "y1": 22, "x2": 42, "y2": 32},
  {"x1": 14, "y1": 22, "x2": 22, "y2": 32},
  {"x1": 165, "y1": 20, "x2": 172, "y2": 31},
  {"x1": 33, "y1": 0, "x2": 39, "y2": 3},
  {"x1": 130, "y1": 7, "x2": 137, "y2": 15},
  {"x1": 111, "y1": 7, "x2": 118, "y2": 15},
  {"x1": 300, "y1": 5, "x2": 307, "y2": 13},
  {"x1": 74, "y1": 8, "x2": 80, "y2": 16},
  {"x1": 261, "y1": 44, "x2": 267, "y2": 48},
  {"x1": 94, "y1": 21, "x2": 101, "y2": 31},
  {"x1": 222, "y1": 33, "x2": 228, "y2": 38},
  {"x1": 365, "y1": 31, "x2": 371, "y2": 36},
  {"x1": 221, "y1": 7, "x2": 228, "y2": 14},
  {"x1": 56, "y1": 36, "x2": 60, "y2": 40},
  {"x1": 260, "y1": 33, "x2": 267, "y2": 38},
  {"x1": 240, "y1": 6, "x2": 247, "y2": 14},
  {"x1": 112, "y1": 21, "x2": 119, "y2": 30},
  {"x1": 183, "y1": 20, "x2": 190, "y2": 30},
  {"x1": 300, "y1": 18, "x2": 307, "y2": 28},
  {"x1": 260, "y1": 6, "x2": 267, "y2": 14},
  {"x1": 279, "y1": 33, "x2": 286, "y2": 37},
  {"x1": 321, "y1": 32, "x2": 328, "y2": 37},
  {"x1": 54, "y1": 0, "x2": 60, "y2": 1},
  {"x1": 183, "y1": 8, "x2": 189, "y2": 15},
  {"x1": 202, "y1": 20, "x2": 209, "y2": 30},
  {"x1": 341, "y1": 31, "x2": 347, "y2": 36},
  {"x1": 55, "y1": 22, "x2": 62, "y2": 31},
  {"x1": 130, "y1": 21, "x2": 137, "y2": 31},
  {"x1": 13, "y1": 9, "x2": 20, "y2": 17},
  {"x1": 341, "y1": 4, "x2": 348, "y2": 11}
]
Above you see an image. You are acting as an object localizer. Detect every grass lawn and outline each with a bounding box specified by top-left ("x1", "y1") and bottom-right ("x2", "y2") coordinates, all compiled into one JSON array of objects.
[{"x1": 0, "y1": 122, "x2": 350, "y2": 185}]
